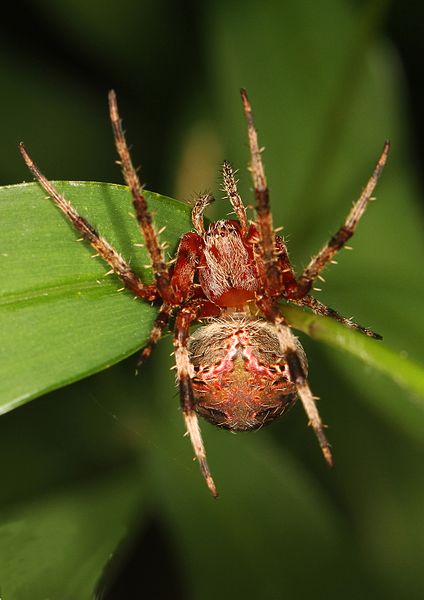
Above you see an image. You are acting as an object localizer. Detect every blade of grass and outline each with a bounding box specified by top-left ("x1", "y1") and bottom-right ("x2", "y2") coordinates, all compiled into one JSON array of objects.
[{"x1": 281, "y1": 303, "x2": 424, "y2": 400}]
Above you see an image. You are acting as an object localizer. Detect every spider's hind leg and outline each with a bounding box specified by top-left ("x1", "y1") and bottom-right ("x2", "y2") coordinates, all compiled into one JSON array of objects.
[
  {"x1": 174, "y1": 300, "x2": 221, "y2": 498},
  {"x1": 259, "y1": 298, "x2": 333, "y2": 467}
]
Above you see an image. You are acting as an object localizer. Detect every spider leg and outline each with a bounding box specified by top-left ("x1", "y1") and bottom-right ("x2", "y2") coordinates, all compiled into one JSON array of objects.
[
  {"x1": 222, "y1": 160, "x2": 248, "y2": 234},
  {"x1": 19, "y1": 143, "x2": 157, "y2": 301},
  {"x1": 293, "y1": 295, "x2": 382, "y2": 340},
  {"x1": 240, "y1": 89, "x2": 285, "y2": 295},
  {"x1": 240, "y1": 91, "x2": 330, "y2": 459},
  {"x1": 136, "y1": 304, "x2": 172, "y2": 368},
  {"x1": 296, "y1": 142, "x2": 390, "y2": 296},
  {"x1": 191, "y1": 193, "x2": 215, "y2": 235},
  {"x1": 108, "y1": 90, "x2": 175, "y2": 303},
  {"x1": 174, "y1": 301, "x2": 220, "y2": 497},
  {"x1": 259, "y1": 298, "x2": 333, "y2": 466}
]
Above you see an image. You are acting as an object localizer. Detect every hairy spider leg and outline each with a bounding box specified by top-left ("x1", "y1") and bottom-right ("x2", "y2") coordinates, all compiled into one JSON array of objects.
[
  {"x1": 293, "y1": 296, "x2": 382, "y2": 340},
  {"x1": 136, "y1": 304, "x2": 172, "y2": 367},
  {"x1": 240, "y1": 89, "x2": 387, "y2": 340},
  {"x1": 273, "y1": 234, "x2": 382, "y2": 338},
  {"x1": 174, "y1": 299, "x2": 222, "y2": 497},
  {"x1": 240, "y1": 90, "x2": 332, "y2": 465},
  {"x1": 137, "y1": 224, "x2": 216, "y2": 367},
  {"x1": 109, "y1": 89, "x2": 196, "y2": 361},
  {"x1": 192, "y1": 193, "x2": 215, "y2": 235},
  {"x1": 108, "y1": 90, "x2": 175, "y2": 304},
  {"x1": 259, "y1": 298, "x2": 333, "y2": 466},
  {"x1": 275, "y1": 237, "x2": 382, "y2": 339},
  {"x1": 240, "y1": 88, "x2": 286, "y2": 296},
  {"x1": 296, "y1": 141, "x2": 390, "y2": 297},
  {"x1": 222, "y1": 160, "x2": 249, "y2": 234},
  {"x1": 19, "y1": 143, "x2": 157, "y2": 302}
]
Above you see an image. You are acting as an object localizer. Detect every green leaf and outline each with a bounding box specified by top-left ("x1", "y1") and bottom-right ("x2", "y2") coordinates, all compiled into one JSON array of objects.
[{"x1": 0, "y1": 181, "x2": 192, "y2": 414}]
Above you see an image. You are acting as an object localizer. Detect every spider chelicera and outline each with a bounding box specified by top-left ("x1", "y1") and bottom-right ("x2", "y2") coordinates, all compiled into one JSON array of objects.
[{"x1": 20, "y1": 90, "x2": 389, "y2": 497}]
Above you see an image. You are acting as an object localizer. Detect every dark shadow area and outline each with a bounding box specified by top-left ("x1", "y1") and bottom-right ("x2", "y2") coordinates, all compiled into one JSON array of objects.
[{"x1": 97, "y1": 514, "x2": 187, "y2": 600}]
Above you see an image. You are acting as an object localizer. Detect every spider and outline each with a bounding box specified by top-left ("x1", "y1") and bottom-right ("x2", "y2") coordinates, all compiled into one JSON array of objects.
[{"x1": 20, "y1": 90, "x2": 389, "y2": 498}]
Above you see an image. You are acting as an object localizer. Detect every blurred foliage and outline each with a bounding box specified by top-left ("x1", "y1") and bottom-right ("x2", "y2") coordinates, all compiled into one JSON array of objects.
[{"x1": 1, "y1": 0, "x2": 424, "y2": 599}]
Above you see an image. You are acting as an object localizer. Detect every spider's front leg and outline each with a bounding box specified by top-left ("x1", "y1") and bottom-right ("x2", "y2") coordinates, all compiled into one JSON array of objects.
[
  {"x1": 108, "y1": 90, "x2": 205, "y2": 366},
  {"x1": 282, "y1": 142, "x2": 389, "y2": 339},
  {"x1": 240, "y1": 90, "x2": 387, "y2": 339},
  {"x1": 240, "y1": 90, "x2": 331, "y2": 461},
  {"x1": 108, "y1": 90, "x2": 176, "y2": 304},
  {"x1": 240, "y1": 88, "x2": 285, "y2": 295},
  {"x1": 295, "y1": 141, "x2": 390, "y2": 298}
]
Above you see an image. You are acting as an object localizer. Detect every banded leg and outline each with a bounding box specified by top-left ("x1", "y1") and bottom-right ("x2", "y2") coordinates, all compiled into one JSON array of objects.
[
  {"x1": 294, "y1": 295, "x2": 382, "y2": 340},
  {"x1": 296, "y1": 142, "x2": 390, "y2": 296},
  {"x1": 19, "y1": 143, "x2": 157, "y2": 301},
  {"x1": 259, "y1": 298, "x2": 333, "y2": 466},
  {"x1": 174, "y1": 301, "x2": 220, "y2": 498},
  {"x1": 222, "y1": 160, "x2": 248, "y2": 234},
  {"x1": 240, "y1": 89, "x2": 284, "y2": 295},
  {"x1": 108, "y1": 90, "x2": 174, "y2": 302},
  {"x1": 137, "y1": 304, "x2": 172, "y2": 369}
]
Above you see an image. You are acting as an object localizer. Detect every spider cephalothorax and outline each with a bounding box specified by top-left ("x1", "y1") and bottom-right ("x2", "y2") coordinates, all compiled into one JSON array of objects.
[
  {"x1": 20, "y1": 90, "x2": 389, "y2": 497},
  {"x1": 196, "y1": 220, "x2": 259, "y2": 306}
]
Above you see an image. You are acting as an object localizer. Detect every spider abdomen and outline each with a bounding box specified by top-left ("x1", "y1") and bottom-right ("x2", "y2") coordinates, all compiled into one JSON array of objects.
[{"x1": 188, "y1": 316, "x2": 306, "y2": 431}]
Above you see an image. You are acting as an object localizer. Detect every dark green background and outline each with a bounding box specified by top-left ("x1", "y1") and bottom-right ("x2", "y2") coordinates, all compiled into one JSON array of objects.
[{"x1": 1, "y1": 1, "x2": 424, "y2": 598}]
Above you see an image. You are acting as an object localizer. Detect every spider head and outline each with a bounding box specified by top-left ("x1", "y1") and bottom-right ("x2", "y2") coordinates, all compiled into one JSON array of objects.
[{"x1": 188, "y1": 316, "x2": 306, "y2": 431}]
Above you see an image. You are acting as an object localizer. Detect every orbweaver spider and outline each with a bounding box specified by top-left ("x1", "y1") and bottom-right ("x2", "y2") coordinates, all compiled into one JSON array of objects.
[{"x1": 20, "y1": 90, "x2": 389, "y2": 497}]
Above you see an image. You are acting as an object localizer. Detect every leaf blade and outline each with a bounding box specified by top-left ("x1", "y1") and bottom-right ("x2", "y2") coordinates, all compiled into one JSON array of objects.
[{"x1": 0, "y1": 181, "x2": 192, "y2": 412}]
